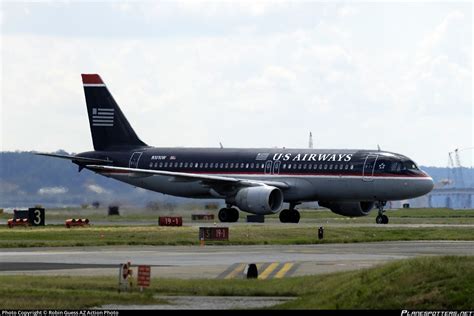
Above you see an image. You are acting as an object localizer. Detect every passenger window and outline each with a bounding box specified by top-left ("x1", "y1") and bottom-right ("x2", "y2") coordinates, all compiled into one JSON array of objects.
[
  {"x1": 329, "y1": 164, "x2": 333, "y2": 170},
  {"x1": 344, "y1": 164, "x2": 349, "y2": 170},
  {"x1": 319, "y1": 164, "x2": 323, "y2": 170},
  {"x1": 350, "y1": 165, "x2": 354, "y2": 170},
  {"x1": 245, "y1": 163, "x2": 249, "y2": 168},
  {"x1": 241, "y1": 163, "x2": 245, "y2": 168},
  {"x1": 303, "y1": 164, "x2": 307, "y2": 169},
  {"x1": 230, "y1": 163, "x2": 234, "y2": 168},
  {"x1": 184, "y1": 162, "x2": 188, "y2": 167},
  {"x1": 220, "y1": 163, "x2": 224, "y2": 168},
  {"x1": 205, "y1": 163, "x2": 208, "y2": 168},
  {"x1": 164, "y1": 162, "x2": 168, "y2": 168},
  {"x1": 149, "y1": 162, "x2": 153, "y2": 168},
  {"x1": 308, "y1": 164, "x2": 312, "y2": 170},
  {"x1": 179, "y1": 162, "x2": 183, "y2": 168},
  {"x1": 324, "y1": 164, "x2": 328, "y2": 170},
  {"x1": 283, "y1": 164, "x2": 286, "y2": 169},
  {"x1": 298, "y1": 164, "x2": 302, "y2": 170},
  {"x1": 250, "y1": 163, "x2": 254, "y2": 168}
]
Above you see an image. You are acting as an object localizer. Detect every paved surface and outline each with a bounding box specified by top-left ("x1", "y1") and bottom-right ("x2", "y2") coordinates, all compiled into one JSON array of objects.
[
  {"x1": 1, "y1": 241, "x2": 473, "y2": 278},
  {"x1": 100, "y1": 296, "x2": 296, "y2": 310}
]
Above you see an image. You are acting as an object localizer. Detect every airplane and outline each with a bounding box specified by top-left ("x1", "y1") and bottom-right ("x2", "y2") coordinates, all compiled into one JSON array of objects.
[{"x1": 38, "y1": 74, "x2": 434, "y2": 224}]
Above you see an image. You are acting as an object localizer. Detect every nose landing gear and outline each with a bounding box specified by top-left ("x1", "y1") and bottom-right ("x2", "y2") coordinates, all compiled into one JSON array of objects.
[{"x1": 375, "y1": 201, "x2": 389, "y2": 224}]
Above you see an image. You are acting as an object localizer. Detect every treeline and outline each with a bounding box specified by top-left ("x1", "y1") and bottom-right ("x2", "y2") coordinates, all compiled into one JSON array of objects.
[{"x1": 0, "y1": 151, "x2": 180, "y2": 207}]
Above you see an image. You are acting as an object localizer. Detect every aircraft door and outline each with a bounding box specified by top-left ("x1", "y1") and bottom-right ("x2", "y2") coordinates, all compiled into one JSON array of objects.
[
  {"x1": 362, "y1": 154, "x2": 378, "y2": 182},
  {"x1": 272, "y1": 161, "x2": 281, "y2": 175},
  {"x1": 129, "y1": 152, "x2": 143, "y2": 168},
  {"x1": 264, "y1": 160, "x2": 273, "y2": 175}
]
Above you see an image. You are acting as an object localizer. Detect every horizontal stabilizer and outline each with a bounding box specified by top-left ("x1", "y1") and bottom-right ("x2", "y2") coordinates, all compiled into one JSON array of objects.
[{"x1": 35, "y1": 152, "x2": 112, "y2": 164}]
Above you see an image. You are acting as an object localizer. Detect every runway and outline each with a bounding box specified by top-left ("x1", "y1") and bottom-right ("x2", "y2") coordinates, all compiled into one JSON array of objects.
[{"x1": 1, "y1": 241, "x2": 473, "y2": 279}]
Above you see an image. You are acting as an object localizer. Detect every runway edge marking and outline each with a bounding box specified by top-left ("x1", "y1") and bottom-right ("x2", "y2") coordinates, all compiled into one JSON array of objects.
[
  {"x1": 274, "y1": 262, "x2": 297, "y2": 279},
  {"x1": 258, "y1": 262, "x2": 280, "y2": 280},
  {"x1": 217, "y1": 263, "x2": 246, "y2": 279},
  {"x1": 218, "y1": 262, "x2": 300, "y2": 279}
]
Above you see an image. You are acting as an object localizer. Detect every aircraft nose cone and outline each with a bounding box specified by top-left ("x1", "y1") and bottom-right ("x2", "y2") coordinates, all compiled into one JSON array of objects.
[{"x1": 421, "y1": 177, "x2": 434, "y2": 195}]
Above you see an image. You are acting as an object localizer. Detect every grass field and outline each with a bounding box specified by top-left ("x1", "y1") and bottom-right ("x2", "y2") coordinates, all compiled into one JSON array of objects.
[
  {"x1": 1, "y1": 207, "x2": 474, "y2": 224},
  {"x1": 0, "y1": 256, "x2": 472, "y2": 309},
  {"x1": 0, "y1": 208, "x2": 472, "y2": 247},
  {"x1": 0, "y1": 224, "x2": 473, "y2": 248}
]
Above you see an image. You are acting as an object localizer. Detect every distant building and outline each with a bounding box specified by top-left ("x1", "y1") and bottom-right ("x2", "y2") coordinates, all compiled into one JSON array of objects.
[{"x1": 391, "y1": 188, "x2": 474, "y2": 209}]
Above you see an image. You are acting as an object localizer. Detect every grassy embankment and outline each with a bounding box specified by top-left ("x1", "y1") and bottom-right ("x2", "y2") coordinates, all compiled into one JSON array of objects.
[{"x1": 0, "y1": 256, "x2": 472, "y2": 309}]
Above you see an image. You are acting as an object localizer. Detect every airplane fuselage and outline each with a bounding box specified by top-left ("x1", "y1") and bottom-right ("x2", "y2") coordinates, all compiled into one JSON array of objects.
[{"x1": 79, "y1": 147, "x2": 433, "y2": 203}]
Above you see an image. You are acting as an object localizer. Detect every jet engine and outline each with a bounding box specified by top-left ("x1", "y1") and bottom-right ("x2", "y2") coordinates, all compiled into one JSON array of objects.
[
  {"x1": 234, "y1": 186, "x2": 284, "y2": 215},
  {"x1": 318, "y1": 201, "x2": 375, "y2": 217}
]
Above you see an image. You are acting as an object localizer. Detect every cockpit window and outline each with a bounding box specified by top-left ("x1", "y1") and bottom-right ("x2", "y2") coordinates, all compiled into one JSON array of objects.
[
  {"x1": 390, "y1": 162, "x2": 401, "y2": 172},
  {"x1": 403, "y1": 161, "x2": 418, "y2": 170},
  {"x1": 390, "y1": 160, "x2": 419, "y2": 172}
]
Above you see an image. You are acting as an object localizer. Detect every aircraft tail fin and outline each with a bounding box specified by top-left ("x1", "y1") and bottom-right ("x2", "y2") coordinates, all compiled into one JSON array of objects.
[{"x1": 81, "y1": 74, "x2": 147, "y2": 151}]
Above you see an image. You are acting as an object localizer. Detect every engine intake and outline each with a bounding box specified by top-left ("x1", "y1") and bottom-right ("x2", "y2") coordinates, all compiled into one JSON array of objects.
[
  {"x1": 319, "y1": 201, "x2": 375, "y2": 217},
  {"x1": 234, "y1": 186, "x2": 284, "y2": 215}
]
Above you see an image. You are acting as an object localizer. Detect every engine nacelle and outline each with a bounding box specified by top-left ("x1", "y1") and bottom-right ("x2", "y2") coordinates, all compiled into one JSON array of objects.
[
  {"x1": 319, "y1": 201, "x2": 375, "y2": 217},
  {"x1": 234, "y1": 186, "x2": 284, "y2": 215}
]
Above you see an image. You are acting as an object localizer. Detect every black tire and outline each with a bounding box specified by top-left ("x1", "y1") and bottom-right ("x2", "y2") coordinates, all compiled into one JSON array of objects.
[
  {"x1": 290, "y1": 211, "x2": 300, "y2": 223},
  {"x1": 230, "y1": 208, "x2": 239, "y2": 222},
  {"x1": 279, "y1": 209, "x2": 290, "y2": 223},
  {"x1": 218, "y1": 208, "x2": 229, "y2": 222},
  {"x1": 376, "y1": 215, "x2": 383, "y2": 224},
  {"x1": 382, "y1": 215, "x2": 389, "y2": 224}
]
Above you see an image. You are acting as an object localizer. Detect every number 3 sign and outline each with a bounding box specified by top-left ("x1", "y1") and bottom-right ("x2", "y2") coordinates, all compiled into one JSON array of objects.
[{"x1": 28, "y1": 207, "x2": 45, "y2": 226}]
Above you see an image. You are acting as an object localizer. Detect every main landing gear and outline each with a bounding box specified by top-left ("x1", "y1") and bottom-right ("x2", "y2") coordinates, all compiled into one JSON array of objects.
[
  {"x1": 279, "y1": 202, "x2": 300, "y2": 223},
  {"x1": 218, "y1": 207, "x2": 239, "y2": 223},
  {"x1": 375, "y1": 201, "x2": 389, "y2": 224}
]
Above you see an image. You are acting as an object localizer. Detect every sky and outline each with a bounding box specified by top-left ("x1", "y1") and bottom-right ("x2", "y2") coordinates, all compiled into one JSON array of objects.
[{"x1": 1, "y1": 1, "x2": 472, "y2": 167}]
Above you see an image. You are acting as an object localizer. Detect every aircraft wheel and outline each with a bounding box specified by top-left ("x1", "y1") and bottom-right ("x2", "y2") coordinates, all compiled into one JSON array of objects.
[
  {"x1": 290, "y1": 210, "x2": 300, "y2": 223},
  {"x1": 218, "y1": 208, "x2": 230, "y2": 222},
  {"x1": 376, "y1": 215, "x2": 384, "y2": 224},
  {"x1": 230, "y1": 208, "x2": 239, "y2": 222},
  {"x1": 382, "y1": 215, "x2": 389, "y2": 224},
  {"x1": 279, "y1": 209, "x2": 290, "y2": 223}
]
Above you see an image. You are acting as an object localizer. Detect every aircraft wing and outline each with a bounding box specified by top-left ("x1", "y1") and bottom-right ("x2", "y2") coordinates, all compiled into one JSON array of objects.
[{"x1": 86, "y1": 165, "x2": 289, "y2": 189}]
